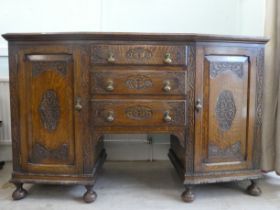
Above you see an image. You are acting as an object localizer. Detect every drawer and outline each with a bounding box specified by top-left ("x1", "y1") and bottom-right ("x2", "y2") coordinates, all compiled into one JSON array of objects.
[
  {"x1": 91, "y1": 71, "x2": 186, "y2": 95},
  {"x1": 91, "y1": 45, "x2": 187, "y2": 65},
  {"x1": 91, "y1": 100, "x2": 185, "y2": 126}
]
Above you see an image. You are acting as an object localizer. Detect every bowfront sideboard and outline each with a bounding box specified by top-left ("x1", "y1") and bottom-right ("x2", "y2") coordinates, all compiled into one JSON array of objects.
[{"x1": 2, "y1": 32, "x2": 268, "y2": 203}]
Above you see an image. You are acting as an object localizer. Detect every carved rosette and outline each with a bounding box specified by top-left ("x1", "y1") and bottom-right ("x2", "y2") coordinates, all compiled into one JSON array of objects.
[
  {"x1": 125, "y1": 74, "x2": 153, "y2": 90},
  {"x1": 39, "y1": 90, "x2": 60, "y2": 132},
  {"x1": 32, "y1": 61, "x2": 67, "y2": 77},
  {"x1": 125, "y1": 105, "x2": 153, "y2": 120},
  {"x1": 126, "y1": 47, "x2": 153, "y2": 60},
  {"x1": 32, "y1": 143, "x2": 68, "y2": 163},
  {"x1": 210, "y1": 62, "x2": 244, "y2": 78},
  {"x1": 215, "y1": 90, "x2": 236, "y2": 131}
]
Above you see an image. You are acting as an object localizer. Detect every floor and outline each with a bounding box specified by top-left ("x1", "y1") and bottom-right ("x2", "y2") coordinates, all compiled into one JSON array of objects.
[{"x1": 0, "y1": 161, "x2": 280, "y2": 210}]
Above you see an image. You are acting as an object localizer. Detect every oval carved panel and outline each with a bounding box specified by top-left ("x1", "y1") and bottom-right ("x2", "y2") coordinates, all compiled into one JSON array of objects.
[
  {"x1": 215, "y1": 90, "x2": 236, "y2": 131},
  {"x1": 39, "y1": 90, "x2": 60, "y2": 131},
  {"x1": 125, "y1": 74, "x2": 153, "y2": 90},
  {"x1": 125, "y1": 105, "x2": 153, "y2": 120}
]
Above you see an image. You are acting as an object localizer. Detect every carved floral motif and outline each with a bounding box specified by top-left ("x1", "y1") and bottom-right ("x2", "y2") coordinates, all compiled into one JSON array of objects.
[
  {"x1": 32, "y1": 61, "x2": 67, "y2": 77},
  {"x1": 125, "y1": 105, "x2": 153, "y2": 120},
  {"x1": 39, "y1": 90, "x2": 60, "y2": 132},
  {"x1": 32, "y1": 143, "x2": 68, "y2": 163},
  {"x1": 125, "y1": 74, "x2": 153, "y2": 90},
  {"x1": 185, "y1": 45, "x2": 195, "y2": 175},
  {"x1": 210, "y1": 62, "x2": 244, "y2": 78},
  {"x1": 208, "y1": 141, "x2": 241, "y2": 157},
  {"x1": 126, "y1": 47, "x2": 153, "y2": 60},
  {"x1": 253, "y1": 48, "x2": 264, "y2": 168},
  {"x1": 215, "y1": 90, "x2": 236, "y2": 131}
]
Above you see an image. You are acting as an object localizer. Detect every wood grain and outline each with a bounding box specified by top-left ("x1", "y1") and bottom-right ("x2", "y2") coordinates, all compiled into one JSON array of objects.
[{"x1": 3, "y1": 32, "x2": 267, "y2": 202}]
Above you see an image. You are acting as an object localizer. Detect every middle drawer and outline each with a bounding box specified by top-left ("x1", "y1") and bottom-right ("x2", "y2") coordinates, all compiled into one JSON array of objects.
[
  {"x1": 91, "y1": 70, "x2": 186, "y2": 95},
  {"x1": 91, "y1": 100, "x2": 186, "y2": 126}
]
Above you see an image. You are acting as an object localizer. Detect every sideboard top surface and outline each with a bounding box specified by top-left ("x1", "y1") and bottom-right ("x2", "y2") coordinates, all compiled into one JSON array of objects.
[{"x1": 2, "y1": 32, "x2": 269, "y2": 43}]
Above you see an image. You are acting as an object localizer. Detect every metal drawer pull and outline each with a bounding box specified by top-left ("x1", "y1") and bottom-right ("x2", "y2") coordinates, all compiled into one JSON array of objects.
[
  {"x1": 163, "y1": 111, "x2": 172, "y2": 122},
  {"x1": 163, "y1": 80, "x2": 171, "y2": 92},
  {"x1": 75, "y1": 97, "x2": 82, "y2": 111},
  {"x1": 107, "y1": 53, "x2": 115, "y2": 63},
  {"x1": 106, "y1": 111, "x2": 114, "y2": 122},
  {"x1": 195, "y1": 99, "x2": 202, "y2": 112},
  {"x1": 105, "y1": 79, "x2": 114, "y2": 92},
  {"x1": 164, "y1": 53, "x2": 172, "y2": 64}
]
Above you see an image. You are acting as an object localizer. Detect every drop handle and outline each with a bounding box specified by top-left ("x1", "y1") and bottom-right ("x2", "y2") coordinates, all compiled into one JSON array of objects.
[
  {"x1": 195, "y1": 99, "x2": 202, "y2": 112},
  {"x1": 163, "y1": 111, "x2": 172, "y2": 122},
  {"x1": 163, "y1": 81, "x2": 171, "y2": 92},
  {"x1": 75, "y1": 97, "x2": 82, "y2": 111},
  {"x1": 105, "y1": 80, "x2": 114, "y2": 92},
  {"x1": 164, "y1": 53, "x2": 172, "y2": 64},
  {"x1": 107, "y1": 53, "x2": 115, "y2": 63},
  {"x1": 106, "y1": 111, "x2": 114, "y2": 122}
]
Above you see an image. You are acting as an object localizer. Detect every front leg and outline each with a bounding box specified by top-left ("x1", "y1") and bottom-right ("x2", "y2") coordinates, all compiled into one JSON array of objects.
[
  {"x1": 83, "y1": 185, "x2": 97, "y2": 203},
  {"x1": 181, "y1": 185, "x2": 195, "y2": 202},
  {"x1": 246, "y1": 179, "x2": 261, "y2": 196},
  {"x1": 12, "y1": 183, "x2": 27, "y2": 200}
]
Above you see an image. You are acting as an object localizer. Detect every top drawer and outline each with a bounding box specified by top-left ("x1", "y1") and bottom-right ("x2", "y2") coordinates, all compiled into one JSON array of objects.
[{"x1": 91, "y1": 45, "x2": 187, "y2": 65}]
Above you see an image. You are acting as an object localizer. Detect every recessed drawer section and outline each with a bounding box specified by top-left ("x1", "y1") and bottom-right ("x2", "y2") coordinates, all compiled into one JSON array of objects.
[
  {"x1": 91, "y1": 100, "x2": 186, "y2": 126},
  {"x1": 91, "y1": 45, "x2": 187, "y2": 65},
  {"x1": 91, "y1": 71, "x2": 186, "y2": 95}
]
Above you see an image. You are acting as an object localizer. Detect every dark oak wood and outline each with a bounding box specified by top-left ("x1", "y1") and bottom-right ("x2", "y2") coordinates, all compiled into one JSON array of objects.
[
  {"x1": 2, "y1": 32, "x2": 267, "y2": 203},
  {"x1": 91, "y1": 70, "x2": 186, "y2": 95},
  {"x1": 91, "y1": 44, "x2": 187, "y2": 65},
  {"x1": 2, "y1": 32, "x2": 268, "y2": 43}
]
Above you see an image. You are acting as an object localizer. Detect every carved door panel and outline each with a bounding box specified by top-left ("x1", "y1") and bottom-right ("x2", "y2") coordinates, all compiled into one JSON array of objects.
[
  {"x1": 18, "y1": 51, "x2": 81, "y2": 174},
  {"x1": 195, "y1": 46, "x2": 259, "y2": 172}
]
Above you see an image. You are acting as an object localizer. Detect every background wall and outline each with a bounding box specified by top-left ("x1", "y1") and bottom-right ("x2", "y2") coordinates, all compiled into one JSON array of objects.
[{"x1": 0, "y1": 0, "x2": 266, "y2": 160}]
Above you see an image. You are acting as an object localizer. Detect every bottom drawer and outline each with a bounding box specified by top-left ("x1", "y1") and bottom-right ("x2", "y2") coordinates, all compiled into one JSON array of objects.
[{"x1": 91, "y1": 100, "x2": 186, "y2": 126}]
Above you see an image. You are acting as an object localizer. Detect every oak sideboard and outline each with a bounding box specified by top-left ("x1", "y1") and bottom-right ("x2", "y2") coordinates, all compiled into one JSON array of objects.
[{"x1": 2, "y1": 32, "x2": 268, "y2": 203}]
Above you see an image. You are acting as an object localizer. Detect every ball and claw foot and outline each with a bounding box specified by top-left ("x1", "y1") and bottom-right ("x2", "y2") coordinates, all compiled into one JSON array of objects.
[
  {"x1": 181, "y1": 185, "x2": 195, "y2": 203},
  {"x1": 246, "y1": 180, "x2": 261, "y2": 196},
  {"x1": 12, "y1": 183, "x2": 27, "y2": 200},
  {"x1": 83, "y1": 185, "x2": 97, "y2": 203}
]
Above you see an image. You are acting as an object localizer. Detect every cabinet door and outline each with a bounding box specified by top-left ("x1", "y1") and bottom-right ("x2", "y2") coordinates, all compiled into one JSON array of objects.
[
  {"x1": 195, "y1": 46, "x2": 259, "y2": 172},
  {"x1": 18, "y1": 51, "x2": 82, "y2": 174}
]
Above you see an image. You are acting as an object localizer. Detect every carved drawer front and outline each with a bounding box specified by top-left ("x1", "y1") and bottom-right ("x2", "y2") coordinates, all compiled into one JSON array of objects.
[
  {"x1": 91, "y1": 70, "x2": 186, "y2": 95},
  {"x1": 91, "y1": 100, "x2": 186, "y2": 126},
  {"x1": 91, "y1": 45, "x2": 187, "y2": 65}
]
